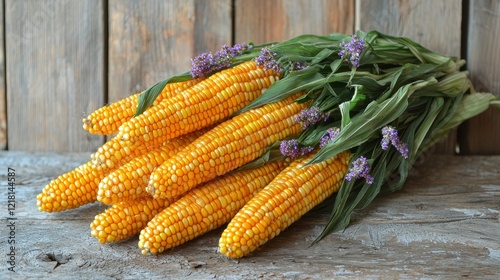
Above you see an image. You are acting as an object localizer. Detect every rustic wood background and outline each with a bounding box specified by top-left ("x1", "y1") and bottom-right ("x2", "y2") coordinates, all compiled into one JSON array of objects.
[{"x1": 1, "y1": 0, "x2": 499, "y2": 153}]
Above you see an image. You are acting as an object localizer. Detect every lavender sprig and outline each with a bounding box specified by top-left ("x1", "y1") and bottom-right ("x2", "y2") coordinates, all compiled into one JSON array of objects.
[
  {"x1": 291, "y1": 61, "x2": 308, "y2": 71},
  {"x1": 338, "y1": 35, "x2": 365, "y2": 68},
  {"x1": 319, "y1": 127, "x2": 341, "y2": 148},
  {"x1": 345, "y1": 156, "x2": 374, "y2": 185},
  {"x1": 255, "y1": 47, "x2": 282, "y2": 73},
  {"x1": 295, "y1": 106, "x2": 330, "y2": 129},
  {"x1": 191, "y1": 43, "x2": 251, "y2": 78},
  {"x1": 279, "y1": 139, "x2": 314, "y2": 159},
  {"x1": 381, "y1": 126, "x2": 409, "y2": 158}
]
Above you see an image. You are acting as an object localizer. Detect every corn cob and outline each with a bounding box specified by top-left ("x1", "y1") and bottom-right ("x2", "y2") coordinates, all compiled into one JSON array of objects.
[
  {"x1": 219, "y1": 149, "x2": 351, "y2": 258},
  {"x1": 116, "y1": 61, "x2": 280, "y2": 146},
  {"x1": 138, "y1": 161, "x2": 288, "y2": 254},
  {"x1": 90, "y1": 197, "x2": 173, "y2": 244},
  {"x1": 37, "y1": 161, "x2": 108, "y2": 212},
  {"x1": 147, "y1": 92, "x2": 308, "y2": 199},
  {"x1": 83, "y1": 79, "x2": 202, "y2": 135},
  {"x1": 92, "y1": 62, "x2": 278, "y2": 170},
  {"x1": 97, "y1": 129, "x2": 206, "y2": 205}
]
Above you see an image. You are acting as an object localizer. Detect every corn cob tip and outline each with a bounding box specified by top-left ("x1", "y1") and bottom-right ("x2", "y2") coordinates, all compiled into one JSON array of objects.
[
  {"x1": 90, "y1": 198, "x2": 171, "y2": 244},
  {"x1": 96, "y1": 187, "x2": 113, "y2": 205},
  {"x1": 144, "y1": 183, "x2": 157, "y2": 198}
]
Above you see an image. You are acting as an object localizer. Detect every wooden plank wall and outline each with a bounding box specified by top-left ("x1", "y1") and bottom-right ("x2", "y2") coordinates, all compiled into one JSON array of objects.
[
  {"x1": 458, "y1": 0, "x2": 500, "y2": 154},
  {"x1": 1, "y1": 0, "x2": 499, "y2": 153},
  {"x1": 5, "y1": 0, "x2": 104, "y2": 152}
]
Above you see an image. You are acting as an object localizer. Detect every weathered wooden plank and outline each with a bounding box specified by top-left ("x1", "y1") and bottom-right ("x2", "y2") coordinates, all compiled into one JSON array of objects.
[
  {"x1": 0, "y1": 2, "x2": 6, "y2": 150},
  {"x1": 5, "y1": 0, "x2": 105, "y2": 152},
  {"x1": 107, "y1": 0, "x2": 232, "y2": 106},
  {"x1": 458, "y1": 0, "x2": 500, "y2": 155},
  {"x1": 234, "y1": 0, "x2": 354, "y2": 44},
  {"x1": 2, "y1": 151, "x2": 499, "y2": 279},
  {"x1": 357, "y1": 0, "x2": 463, "y2": 154}
]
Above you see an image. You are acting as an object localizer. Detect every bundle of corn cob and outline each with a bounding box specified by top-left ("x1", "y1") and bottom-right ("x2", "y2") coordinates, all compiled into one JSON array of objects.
[{"x1": 37, "y1": 31, "x2": 498, "y2": 258}]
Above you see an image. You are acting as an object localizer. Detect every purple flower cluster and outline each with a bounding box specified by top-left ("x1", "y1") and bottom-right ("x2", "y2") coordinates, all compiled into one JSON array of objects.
[
  {"x1": 319, "y1": 127, "x2": 341, "y2": 148},
  {"x1": 255, "y1": 47, "x2": 282, "y2": 73},
  {"x1": 381, "y1": 126, "x2": 409, "y2": 158},
  {"x1": 279, "y1": 139, "x2": 314, "y2": 159},
  {"x1": 338, "y1": 35, "x2": 365, "y2": 68},
  {"x1": 190, "y1": 43, "x2": 251, "y2": 78},
  {"x1": 291, "y1": 61, "x2": 308, "y2": 71},
  {"x1": 294, "y1": 106, "x2": 329, "y2": 129},
  {"x1": 345, "y1": 156, "x2": 374, "y2": 185}
]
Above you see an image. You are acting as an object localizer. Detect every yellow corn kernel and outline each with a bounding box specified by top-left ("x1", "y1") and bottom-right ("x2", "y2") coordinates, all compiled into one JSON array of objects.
[
  {"x1": 83, "y1": 79, "x2": 202, "y2": 135},
  {"x1": 138, "y1": 161, "x2": 288, "y2": 254},
  {"x1": 147, "y1": 92, "x2": 308, "y2": 199},
  {"x1": 90, "y1": 197, "x2": 173, "y2": 244},
  {"x1": 219, "y1": 150, "x2": 351, "y2": 258}
]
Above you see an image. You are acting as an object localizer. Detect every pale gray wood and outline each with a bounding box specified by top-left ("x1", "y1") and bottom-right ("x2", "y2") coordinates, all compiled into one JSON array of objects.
[
  {"x1": 1, "y1": 152, "x2": 498, "y2": 279},
  {"x1": 357, "y1": 0, "x2": 463, "y2": 154},
  {"x1": 235, "y1": 0, "x2": 354, "y2": 44},
  {"x1": 459, "y1": 0, "x2": 500, "y2": 155},
  {"x1": 357, "y1": 0, "x2": 462, "y2": 57},
  {"x1": 107, "y1": 0, "x2": 232, "y2": 107},
  {"x1": 5, "y1": 0, "x2": 105, "y2": 152}
]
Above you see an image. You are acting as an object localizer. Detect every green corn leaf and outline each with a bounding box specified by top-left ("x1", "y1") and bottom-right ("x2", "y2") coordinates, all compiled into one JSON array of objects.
[
  {"x1": 439, "y1": 92, "x2": 497, "y2": 132},
  {"x1": 310, "y1": 48, "x2": 337, "y2": 65},
  {"x1": 339, "y1": 102, "x2": 351, "y2": 129},
  {"x1": 234, "y1": 66, "x2": 324, "y2": 114},
  {"x1": 134, "y1": 71, "x2": 192, "y2": 117},
  {"x1": 411, "y1": 97, "x2": 444, "y2": 157}
]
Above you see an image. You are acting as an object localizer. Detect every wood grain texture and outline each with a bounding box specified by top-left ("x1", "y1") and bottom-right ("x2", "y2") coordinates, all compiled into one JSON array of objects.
[
  {"x1": 5, "y1": 0, "x2": 105, "y2": 152},
  {"x1": 2, "y1": 152, "x2": 499, "y2": 279},
  {"x1": 107, "y1": 0, "x2": 232, "y2": 105},
  {"x1": 234, "y1": 0, "x2": 354, "y2": 44},
  {"x1": 357, "y1": 0, "x2": 463, "y2": 154},
  {"x1": 0, "y1": 3, "x2": 6, "y2": 150},
  {"x1": 458, "y1": 0, "x2": 500, "y2": 155}
]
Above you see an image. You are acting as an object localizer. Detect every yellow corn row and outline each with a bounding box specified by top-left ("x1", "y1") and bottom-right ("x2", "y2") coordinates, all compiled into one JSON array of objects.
[
  {"x1": 37, "y1": 161, "x2": 108, "y2": 212},
  {"x1": 147, "y1": 92, "x2": 308, "y2": 199},
  {"x1": 116, "y1": 61, "x2": 280, "y2": 146},
  {"x1": 97, "y1": 129, "x2": 206, "y2": 205},
  {"x1": 83, "y1": 79, "x2": 202, "y2": 135},
  {"x1": 219, "y1": 150, "x2": 351, "y2": 258},
  {"x1": 138, "y1": 161, "x2": 288, "y2": 254},
  {"x1": 90, "y1": 197, "x2": 173, "y2": 244}
]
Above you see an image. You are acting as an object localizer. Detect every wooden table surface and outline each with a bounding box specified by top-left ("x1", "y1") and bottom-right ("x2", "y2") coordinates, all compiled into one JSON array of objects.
[{"x1": 1, "y1": 151, "x2": 499, "y2": 279}]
